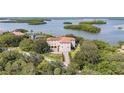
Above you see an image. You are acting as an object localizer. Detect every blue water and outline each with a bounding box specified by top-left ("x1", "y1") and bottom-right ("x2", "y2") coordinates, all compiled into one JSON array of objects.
[{"x1": 0, "y1": 18, "x2": 124, "y2": 45}]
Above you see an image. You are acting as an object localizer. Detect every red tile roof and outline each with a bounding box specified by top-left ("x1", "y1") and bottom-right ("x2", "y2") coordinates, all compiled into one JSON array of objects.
[{"x1": 47, "y1": 37, "x2": 75, "y2": 43}]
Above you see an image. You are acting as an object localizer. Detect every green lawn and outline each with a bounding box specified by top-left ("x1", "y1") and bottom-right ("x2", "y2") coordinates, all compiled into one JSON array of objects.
[{"x1": 43, "y1": 53, "x2": 63, "y2": 62}]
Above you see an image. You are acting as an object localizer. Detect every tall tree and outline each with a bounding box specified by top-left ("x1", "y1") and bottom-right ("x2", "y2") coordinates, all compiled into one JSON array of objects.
[{"x1": 73, "y1": 40, "x2": 101, "y2": 69}]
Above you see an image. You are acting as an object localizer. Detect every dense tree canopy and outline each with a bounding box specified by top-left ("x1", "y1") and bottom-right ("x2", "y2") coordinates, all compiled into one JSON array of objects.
[
  {"x1": 19, "y1": 39, "x2": 34, "y2": 51},
  {"x1": 79, "y1": 20, "x2": 106, "y2": 24},
  {"x1": 73, "y1": 40, "x2": 101, "y2": 69},
  {"x1": 14, "y1": 29, "x2": 28, "y2": 33},
  {"x1": 0, "y1": 51, "x2": 43, "y2": 75},
  {"x1": 54, "y1": 68, "x2": 62, "y2": 75},
  {"x1": 19, "y1": 38, "x2": 50, "y2": 54},
  {"x1": 36, "y1": 61, "x2": 63, "y2": 75},
  {"x1": 63, "y1": 22, "x2": 72, "y2": 24},
  {"x1": 16, "y1": 19, "x2": 47, "y2": 25},
  {"x1": 81, "y1": 61, "x2": 120, "y2": 75},
  {"x1": 32, "y1": 39, "x2": 50, "y2": 54},
  {"x1": 64, "y1": 24, "x2": 101, "y2": 33},
  {"x1": 0, "y1": 33, "x2": 25, "y2": 47},
  {"x1": 0, "y1": 31, "x2": 123, "y2": 75},
  {"x1": 66, "y1": 62, "x2": 80, "y2": 75}
]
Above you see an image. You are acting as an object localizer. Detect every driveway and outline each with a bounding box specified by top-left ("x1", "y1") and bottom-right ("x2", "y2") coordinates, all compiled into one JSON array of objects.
[{"x1": 63, "y1": 52, "x2": 70, "y2": 66}]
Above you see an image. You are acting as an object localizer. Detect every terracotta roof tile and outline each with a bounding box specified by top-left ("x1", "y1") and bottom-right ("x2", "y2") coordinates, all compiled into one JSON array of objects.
[{"x1": 47, "y1": 37, "x2": 75, "y2": 43}]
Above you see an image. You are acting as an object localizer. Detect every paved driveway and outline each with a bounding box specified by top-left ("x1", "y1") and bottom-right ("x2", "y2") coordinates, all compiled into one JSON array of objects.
[{"x1": 63, "y1": 52, "x2": 70, "y2": 66}]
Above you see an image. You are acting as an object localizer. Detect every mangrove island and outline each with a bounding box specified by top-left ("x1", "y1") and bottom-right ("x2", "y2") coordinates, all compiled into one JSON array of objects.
[
  {"x1": 64, "y1": 24, "x2": 101, "y2": 33},
  {"x1": 79, "y1": 20, "x2": 106, "y2": 24},
  {"x1": 0, "y1": 18, "x2": 47, "y2": 25},
  {"x1": 63, "y1": 22, "x2": 72, "y2": 24}
]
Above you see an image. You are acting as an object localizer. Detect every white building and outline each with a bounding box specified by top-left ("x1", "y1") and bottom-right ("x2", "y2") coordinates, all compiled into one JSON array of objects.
[{"x1": 47, "y1": 37, "x2": 75, "y2": 52}]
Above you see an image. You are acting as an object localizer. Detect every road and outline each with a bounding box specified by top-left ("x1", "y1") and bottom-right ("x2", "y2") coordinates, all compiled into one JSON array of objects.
[{"x1": 63, "y1": 52, "x2": 70, "y2": 66}]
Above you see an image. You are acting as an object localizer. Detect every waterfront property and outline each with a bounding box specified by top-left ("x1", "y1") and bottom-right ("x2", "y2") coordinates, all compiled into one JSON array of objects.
[
  {"x1": 2, "y1": 17, "x2": 124, "y2": 45},
  {"x1": 47, "y1": 37, "x2": 75, "y2": 52}
]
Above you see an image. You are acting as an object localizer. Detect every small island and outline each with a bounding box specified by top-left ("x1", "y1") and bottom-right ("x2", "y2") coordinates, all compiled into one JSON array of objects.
[
  {"x1": 118, "y1": 27, "x2": 123, "y2": 29},
  {"x1": 114, "y1": 25, "x2": 124, "y2": 30},
  {"x1": 0, "y1": 18, "x2": 47, "y2": 25},
  {"x1": 64, "y1": 24, "x2": 101, "y2": 33},
  {"x1": 79, "y1": 20, "x2": 106, "y2": 24},
  {"x1": 16, "y1": 19, "x2": 47, "y2": 25},
  {"x1": 63, "y1": 22, "x2": 72, "y2": 24}
]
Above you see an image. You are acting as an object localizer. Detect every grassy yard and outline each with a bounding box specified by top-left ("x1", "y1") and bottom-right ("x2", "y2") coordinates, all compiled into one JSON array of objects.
[{"x1": 43, "y1": 53, "x2": 63, "y2": 62}]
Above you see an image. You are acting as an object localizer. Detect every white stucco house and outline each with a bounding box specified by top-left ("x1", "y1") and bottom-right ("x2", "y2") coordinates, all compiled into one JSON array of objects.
[{"x1": 47, "y1": 37, "x2": 76, "y2": 52}]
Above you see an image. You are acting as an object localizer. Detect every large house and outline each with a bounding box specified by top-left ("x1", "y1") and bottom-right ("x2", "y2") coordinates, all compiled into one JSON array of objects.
[{"x1": 47, "y1": 37, "x2": 75, "y2": 52}]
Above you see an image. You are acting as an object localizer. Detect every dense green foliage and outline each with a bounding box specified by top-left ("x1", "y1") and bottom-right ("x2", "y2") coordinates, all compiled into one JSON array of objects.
[
  {"x1": 14, "y1": 29, "x2": 28, "y2": 33},
  {"x1": 93, "y1": 40, "x2": 117, "y2": 52},
  {"x1": 73, "y1": 40, "x2": 101, "y2": 69},
  {"x1": 0, "y1": 33, "x2": 26, "y2": 47},
  {"x1": 79, "y1": 20, "x2": 106, "y2": 24},
  {"x1": 0, "y1": 48, "x2": 5, "y2": 53},
  {"x1": 0, "y1": 18, "x2": 48, "y2": 25},
  {"x1": 66, "y1": 62, "x2": 80, "y2": 75},
  {"x1": 0, "y1": 49, "x2": 66, "y2": 75},
  {"x1": 64, "y1": 24, "x2": 101, "y2": 33},
  {"x1": 81, "y1": 61, "x2": 119, "y2": 75},
  {"x1": 19, "y1": 38, "x2": 50, "y2": 54},
  {"x1": 16, "y1": 19, "x2": 47, "y2": 25},
  {"x1": 0, "y1": 51, "x2": 43, "y2": 75},
  {"x1": 54, "y1": 68, "x2": 62, "y2": 75},
  {"x1": 0, "y1": 31, "x2": 124, "y2": 75},
  {"x1": 32, "y1": 39, "x2": 50, "y2": 54},
  {"x1": 19, "y1": 39, "x2": 34, "y2": 51},
  {"x1": 63, "y1": 22, "x2": 72, "y2": 24},
  {"x1": 36, "y1": 61, "x2": 63, "y2": 75},
  {"x1": 79, "y1": 40, "x2": 121, "y2": 75}
]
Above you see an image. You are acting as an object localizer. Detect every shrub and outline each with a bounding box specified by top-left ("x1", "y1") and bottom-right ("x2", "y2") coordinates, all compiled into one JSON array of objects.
[{"x1": 54, "y1": 68, "x2": 62, "y2": 75}]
